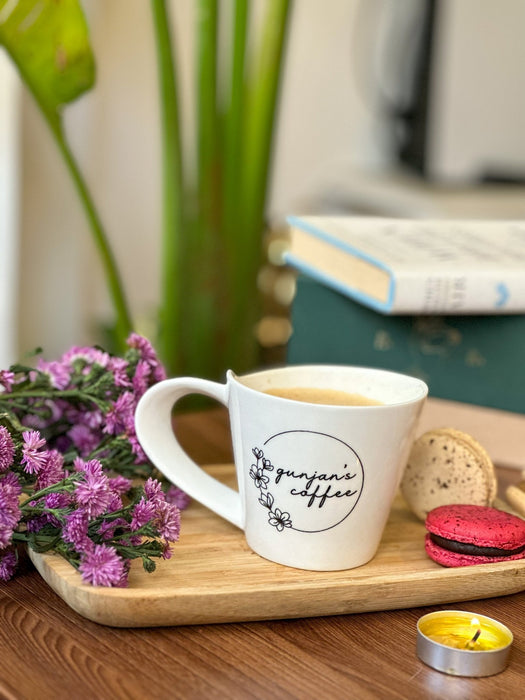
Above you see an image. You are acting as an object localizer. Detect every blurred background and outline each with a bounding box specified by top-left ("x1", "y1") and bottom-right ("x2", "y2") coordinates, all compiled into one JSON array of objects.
[{"x1": 3, "y1": 0, "x2": 525, "y2": 372}]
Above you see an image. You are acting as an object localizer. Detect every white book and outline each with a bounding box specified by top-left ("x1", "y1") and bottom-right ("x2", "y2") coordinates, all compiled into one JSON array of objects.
[{"x1": 285, "y1": 216, "x2": 525, "y2": 315}]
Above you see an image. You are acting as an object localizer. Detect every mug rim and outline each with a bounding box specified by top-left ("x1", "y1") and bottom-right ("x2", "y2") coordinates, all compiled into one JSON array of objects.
[{"x1": 228, "y1": 364, "x2": 428, "y2": 409}]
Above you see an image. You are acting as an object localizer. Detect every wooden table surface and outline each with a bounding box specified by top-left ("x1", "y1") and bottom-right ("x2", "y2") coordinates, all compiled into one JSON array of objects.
[{"x1": 2, "y1": 408, "x2": 525, "y2": 700}]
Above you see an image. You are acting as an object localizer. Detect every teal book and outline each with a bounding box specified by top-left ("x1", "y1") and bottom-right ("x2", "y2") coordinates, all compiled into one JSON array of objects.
[{"x1": 287, "y1": 275, "x2": 525, "y2": 414}]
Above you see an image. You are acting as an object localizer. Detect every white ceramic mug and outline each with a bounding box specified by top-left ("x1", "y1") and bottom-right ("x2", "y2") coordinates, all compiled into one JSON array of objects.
[{"x1": 135, "y1": 365, "x2": 428, "y2": 571}]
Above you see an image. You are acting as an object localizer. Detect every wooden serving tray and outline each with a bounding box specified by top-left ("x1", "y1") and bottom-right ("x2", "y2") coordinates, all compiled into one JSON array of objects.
[{"x1": 29, "y1": 464, "x2": 525, "y2": 628}]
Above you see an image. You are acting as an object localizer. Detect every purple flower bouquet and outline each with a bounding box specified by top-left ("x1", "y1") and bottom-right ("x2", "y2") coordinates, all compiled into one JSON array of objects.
[{"x1": 0, "y1": 334, "x2": 188, "y2": 587}]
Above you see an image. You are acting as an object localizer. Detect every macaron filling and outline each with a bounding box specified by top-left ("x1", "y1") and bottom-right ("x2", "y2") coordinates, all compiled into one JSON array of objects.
[{"x1": 429, "y1": 533, "x2": 525, "y2": 558}]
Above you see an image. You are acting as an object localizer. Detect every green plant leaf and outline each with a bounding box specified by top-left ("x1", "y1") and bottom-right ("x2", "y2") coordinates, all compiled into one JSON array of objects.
[
  {"x1": 0, "y1": 0, "x2": 133, "y2": 350},
  {"x1": 0, "y1": 0, "x2": 95, "y2": 129}
]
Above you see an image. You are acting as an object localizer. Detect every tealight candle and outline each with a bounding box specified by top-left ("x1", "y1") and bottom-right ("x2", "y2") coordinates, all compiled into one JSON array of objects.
[{"x1": 417, "y1": 610, "x2": 513, "y2": 677}]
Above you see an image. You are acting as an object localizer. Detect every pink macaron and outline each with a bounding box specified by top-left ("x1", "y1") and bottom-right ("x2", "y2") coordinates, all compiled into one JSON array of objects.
[{"x1": 425, "y1": 504, "x2": 525, "y2": 567}]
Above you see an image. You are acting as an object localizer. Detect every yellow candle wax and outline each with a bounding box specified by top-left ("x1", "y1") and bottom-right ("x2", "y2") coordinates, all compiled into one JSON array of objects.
[
  {"x1": 416, "y1": 610, "x2": 513, "y2": 677},
  {"x1": 419, "y1": 612, "x2": 512, "y2": 651}
]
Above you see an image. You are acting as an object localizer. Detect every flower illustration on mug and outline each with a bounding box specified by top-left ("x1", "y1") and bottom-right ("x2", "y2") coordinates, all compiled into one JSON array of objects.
[
  {"x1": 268, "y1": 508, "x2": 292, "y2": 532},
  {"x1": 249, "y1": 464, "x2": 269, "y2": 490},
  {"x1": 258, "y1": 492, "x2": 274, "y2": 509},
  {"x1": 250, "y1": 446, "x2": 293, "y2": 530}
]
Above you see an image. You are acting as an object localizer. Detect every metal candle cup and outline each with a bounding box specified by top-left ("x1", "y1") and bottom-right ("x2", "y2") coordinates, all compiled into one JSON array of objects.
[{"x1": 416, "y1": 610, "x2": 513, "y2": 677}]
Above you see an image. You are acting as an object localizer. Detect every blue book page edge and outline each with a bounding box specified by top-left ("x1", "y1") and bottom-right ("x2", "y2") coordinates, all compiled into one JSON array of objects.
[{"x1": 286, "y1": 216, "x2": 395, "y2": 313}]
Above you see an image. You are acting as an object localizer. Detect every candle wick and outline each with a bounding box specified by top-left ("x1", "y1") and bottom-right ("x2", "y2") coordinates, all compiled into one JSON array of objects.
[
  {"x1": 471, "y1": 628, "x2": 481, "y2": 644},
  {"x1": 465, "y1": 628, "x2": 482, "y2": 649}
]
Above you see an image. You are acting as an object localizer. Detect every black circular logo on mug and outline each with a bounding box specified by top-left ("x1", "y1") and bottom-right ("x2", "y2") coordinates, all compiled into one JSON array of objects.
[{"x1": 249, "y1": 430, "x2": 364, "y2": 533}]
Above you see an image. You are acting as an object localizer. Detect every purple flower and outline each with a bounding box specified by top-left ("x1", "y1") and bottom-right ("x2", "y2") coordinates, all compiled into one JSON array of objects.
[
  {"x1": 128, "y1": 432, "x2": 148, "y2": 464},
  {"x1": 154, "y1": 501, "x2": 181, "y2": 542},
  {"x1": 0, "y1": 337, "x2": 181, "y2": 586},
  {"x1": 73, "y1": 457, "x2": 104, "y2": 477},
  {"x1": 107, "y1": 492, "x2": 123, "y2": 512},
  {"x1": 61, "y1": 345, "x2": 109, "y2": 370},
  {"x1": 131, "y1": 360, "x2": 151, "y2": 395},
  {"x1": 0, "y1": 370, "x2": 15, "y2": 392},
  {"x1": 103, "y1": 392, "x2": 135, "y2": 436},
  {"x1": 98, "y1": 517, "x2": 127, "y2": 541},
  {"x1": 127, "y1": 333, "x2": 166, "y2": 383},
  {"x1": 36, "y1": 359, "x2": 71, "y2": 390},
  {"x1": 0, "y1": 474, "x2": 22, "y2": 548},
  {"x1": 67, "y1": 424, "x2": 99, "y2": 456},
  {"x1": 1, "y1": 471, "x2": 21, "y2": 496},
  {"x1": 27, "y1": 512, "x2": 61, "y2": 532},
  {"x1": 130, "y1": 497, "x2": 156, "y2": 531},
  {"x1": 107, "y1": 357, "x2": 131, "y2": 388},
  {"x1": 79, "y1": 544, "x2": 129, "y2": 587},
  {"x1": 0, "y1": 521, "x2": 16, "y2": 549},
  {"x1": 75, "y1": 470, "x2": 113, "y2": 518},
  {"x1": 35, "y1": 449, "x2": 66, "y2": 490},
  {"x1": 108, "y1": 475, "x2": 132, "y2": 495},
  {"x1": 0, "y1": 548, "x2": 17, "y2": 581},
  {"x1": 62, "y1": 509, "x2": 90, "y2": 551},
  {"x1": 78, "y1": 409, "x2": 104, "y2": 430},
  {"x1": 143, "y1": 477, "x2": 164, "y2": 505},
  {"x1": 165, "y1": 485, "x2": 191, "y2": 510},
  {"x1": 127, "y1": 333, "x2": 157, "y2": 363},
  {"x1": 0, "y1": 426, "x2": 15, "y2": 473},
  {"x1": 22, "y1": 400, "x2": 63, "y2": 435},
  {"x1": 45, "y1": 491, "x2": 72, "y2": 510},
  {"x1": 161, "y1": 541, "x2": 173, "y2": 560},
  {"x1": 21, "y1": 430, "x2": 48, "y2": 475}
]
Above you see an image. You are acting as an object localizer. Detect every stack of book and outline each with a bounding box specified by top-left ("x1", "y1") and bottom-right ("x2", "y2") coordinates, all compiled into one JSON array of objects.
[{"x1": 284, "y1": 216, "x2": 525, "y2": 414}]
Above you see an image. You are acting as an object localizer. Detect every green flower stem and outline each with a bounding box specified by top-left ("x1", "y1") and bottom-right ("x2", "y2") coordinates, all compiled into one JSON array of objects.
[
  {"x1": 11, "y1": 532, "x2": 30, "y2": 542},
  {"x1": 151, "y1": 0, "x2": 186, "y2": 376},
  {"x1": 117, "y1": 543, "x2": 163, "y2": 558},
  {"x1": 1, "y1": 389, "x2": 93, "y2": 400},
  {"x1": 0, "y1": 389, "x2": 109, "y2": 411},
  {"x1": 19, "y1": 477, "x2": 78, "y2": 508},
  {"x1": 49, "y1": 124, "x2": 133, "y2": 351}
]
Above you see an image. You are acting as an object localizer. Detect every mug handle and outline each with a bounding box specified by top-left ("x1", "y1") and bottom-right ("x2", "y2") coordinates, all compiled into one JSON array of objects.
[{"x1": 134, "y1": 377, "x2": 243, "y2": 528}]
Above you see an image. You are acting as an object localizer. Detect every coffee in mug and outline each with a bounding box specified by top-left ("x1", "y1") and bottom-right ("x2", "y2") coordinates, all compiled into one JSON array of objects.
[
  {"x1": 135, "y1": 365, "x2": 427, "y2": 571},
  {"x1": 264, "y1": 386, "x2": 382, "y2": 406}
]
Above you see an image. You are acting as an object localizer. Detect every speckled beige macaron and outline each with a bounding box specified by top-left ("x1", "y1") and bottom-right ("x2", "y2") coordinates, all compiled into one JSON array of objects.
[{"x1": 400, "y1": 428, "x2": 497, "y2": 522}]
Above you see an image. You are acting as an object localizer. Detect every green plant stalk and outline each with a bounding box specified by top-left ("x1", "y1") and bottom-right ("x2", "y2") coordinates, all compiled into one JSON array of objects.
[
  {"x1": 221, "y1": 0, "x2": 252, "y2": 371},
  {"x1": 151, "y1": 0, "x2": 186, "y2": 375},
  {"x1": 222, "y1": 0, "x2": 248, "y2": 307},
  {"x1": 188, "y1": 0, "x2": 221, "y2": 377},
  {"x1": 242, "y1": 0, "x2": 291, "y2": 243},
  {"x1": 222, "y1": 0, "x2": 248, "y2": 244},
  {"x1": 50, "y1": 124, "x2": 133, "y2": 350},
  {"x1": 197, "y1": 0, "x2": 219, "y2": 228},
  {"x1": 228, "y1": 0, "x2": 292, "y2": 369}
]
